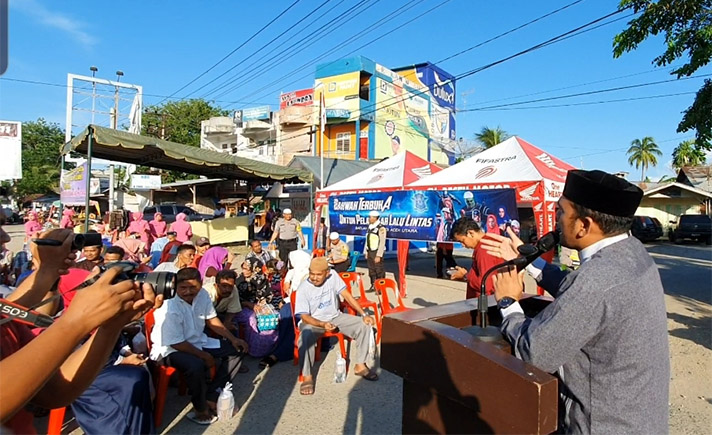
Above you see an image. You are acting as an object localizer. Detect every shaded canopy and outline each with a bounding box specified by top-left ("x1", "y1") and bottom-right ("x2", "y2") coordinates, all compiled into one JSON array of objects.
[{"x1": 63, "y1": 125, "x2": 313, "y2": 184}]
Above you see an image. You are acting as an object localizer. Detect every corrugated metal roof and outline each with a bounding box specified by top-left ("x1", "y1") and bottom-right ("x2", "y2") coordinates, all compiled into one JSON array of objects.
[{"x1": 287, "y1": 156, "x2": 377, "y2": 187}]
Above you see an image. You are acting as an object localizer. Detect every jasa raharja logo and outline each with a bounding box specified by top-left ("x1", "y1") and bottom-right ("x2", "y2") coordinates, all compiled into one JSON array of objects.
[{"x1": 412, "y1": 191, "x2": 429, "y2": 213}]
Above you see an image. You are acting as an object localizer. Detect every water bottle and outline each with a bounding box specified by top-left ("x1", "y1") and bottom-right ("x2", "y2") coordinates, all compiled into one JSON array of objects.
[
  {"x1": 217, "y1": 382, "x2": 235, "y2": 420},
  {"x1": 334, "y1": 355, "x2": 347, "y2": 383}
]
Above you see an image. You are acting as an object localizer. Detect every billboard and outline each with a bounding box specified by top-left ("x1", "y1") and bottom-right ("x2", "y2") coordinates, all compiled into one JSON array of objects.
[
  {"x1": 329, "y1": 188, "x2": 518, "y2": 242},
  {"x1": 314, "y1": 71, "x2": 360, "y2": 122},
  {"x1": 373, "y1": 75, "x2": 429, "y2": 160},
  {"x1": 397, "y1": 63, "x2": 457, "y2": 156},
  {"x1": 60, "y1": 162, "x2": 88, "y2": 205},
  {"x1": 0, "y1": 120, "x2": 21, "y2": 180},
  {"x1": 242, "y1": 106, "x2": 271, "y2": 121},
  {"x1": 131, "y1": 174, "x2": 162, "y2": 190},
  {"x1": 280, "y1": 88, "x2": 314, "y2": 109}
]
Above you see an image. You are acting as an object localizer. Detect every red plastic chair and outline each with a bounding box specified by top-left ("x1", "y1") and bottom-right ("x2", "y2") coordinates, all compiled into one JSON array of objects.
[
  {"x1": 289, "y1": 290, "x2": 349, "y2": 382},
  {"x1": 47, "y1": 407, "x2": 66, "y2": 435},
  {"x1": 145, "y1": 309, "x2": 187, "y2": 428},
  {"x1": 313, "y1": 248, "x2": 326, "y2": 257},
  {"x1": 373, "y1": 278, "x2": 411, "y2": 343},
  {"x1": 339, "y1": 272, "x2": 382, "y2": 343}
]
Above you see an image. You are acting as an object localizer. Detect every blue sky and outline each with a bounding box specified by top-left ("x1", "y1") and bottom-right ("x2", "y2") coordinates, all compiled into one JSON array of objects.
[{"x1": 1, "y1": 0, "x2": 707, "y2": 180}]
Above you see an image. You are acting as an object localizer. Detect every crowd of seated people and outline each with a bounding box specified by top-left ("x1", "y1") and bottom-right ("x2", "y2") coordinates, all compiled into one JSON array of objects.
[{"x1": 1, "y1": 208, "x2": 380, "y2": 432}]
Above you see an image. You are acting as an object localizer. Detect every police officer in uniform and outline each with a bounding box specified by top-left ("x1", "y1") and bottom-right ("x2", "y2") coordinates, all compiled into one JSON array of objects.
[
  {"x1": 268, "y1": 208, "x2": 305, "y2": 264},
  {"x1": 366, "y1": 210, "x2": 387, "y2": 290}
]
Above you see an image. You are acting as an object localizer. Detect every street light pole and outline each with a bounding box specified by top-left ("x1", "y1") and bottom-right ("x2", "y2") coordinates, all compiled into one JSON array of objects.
[{"x1": 85, "y1": 66, "x2": 98, "y2": 231}]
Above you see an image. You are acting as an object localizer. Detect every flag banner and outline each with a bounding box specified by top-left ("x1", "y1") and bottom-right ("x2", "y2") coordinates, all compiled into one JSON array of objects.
[{"x1": 329, "y1": 188, "x2": 518, "y2": 242}]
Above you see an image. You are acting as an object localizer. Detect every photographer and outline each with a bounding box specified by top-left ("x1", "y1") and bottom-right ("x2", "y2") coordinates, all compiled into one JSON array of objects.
[{"x1": 0, "y1": 226, "x2": 163, "y2": 431}]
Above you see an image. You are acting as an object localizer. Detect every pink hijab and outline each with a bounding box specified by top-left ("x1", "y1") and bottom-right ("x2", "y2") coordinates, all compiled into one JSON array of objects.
[
  {"x1": 59, "y1": 209, "x2": 75, "y2": 229},
  {"x1": 113, "y1": 237, "x2": 145, "y2": 262},
  {"x1": 24, "y1": 211, "x2": 42, "y2": 239},
  {"x1": 198, "y1": 247, "x2": 228, "y2": 279},
  {"x1": 149, "y1": 212, "x2": 167, "y2": 238},
  {"x1": 169, "y1": 213, "x2": 192, "y2": 243},
  {"x1": 127, "y1": 212, "x2": 151, "y2": 247}
]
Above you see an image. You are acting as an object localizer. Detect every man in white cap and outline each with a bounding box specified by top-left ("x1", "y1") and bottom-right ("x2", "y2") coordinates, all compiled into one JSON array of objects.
[
  {"x1": 366, "y1": 210, "x2": 387, "y2": 289},
  {"x1": 326, "y1": 232, "x2": 350, "y2": 273},
  {"x1": 269, "y1": 208, "x2": 305, "y2": 264}
]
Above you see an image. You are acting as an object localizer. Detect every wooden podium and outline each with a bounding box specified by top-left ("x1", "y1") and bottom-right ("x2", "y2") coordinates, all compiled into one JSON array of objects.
[{"x1": 380, "y1": 296, "x2": 558, "y2": 434}]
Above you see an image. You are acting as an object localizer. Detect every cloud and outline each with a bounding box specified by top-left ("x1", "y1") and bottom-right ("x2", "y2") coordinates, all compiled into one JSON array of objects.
[{"x1": 11, "y1": 0, "x2": 97, "y2": 48}]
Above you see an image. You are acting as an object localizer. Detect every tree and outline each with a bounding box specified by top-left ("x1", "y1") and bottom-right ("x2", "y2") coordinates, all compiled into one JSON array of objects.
[
  {"x1": 141, "y1": 99, "x2": 229, "y2": 183},
  {"x1": 613, "y1": 0, "x2": 712, "y2": 150},
  {"x1": 475, "y1": 126, "x2": 511, "y2": 148},
  {"x1": 14, "y1": 119, "x2": 67, "y2": 198},
  {"x1": 672, "y1": 139, "x2": 707, "y2": 168},
  {"x1": 627, "y1": 136, "x2": 663, "y2": 181}
]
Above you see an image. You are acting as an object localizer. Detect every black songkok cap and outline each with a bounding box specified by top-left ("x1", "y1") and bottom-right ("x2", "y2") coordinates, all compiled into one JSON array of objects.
[{"x1": 563, "y1": 170, "x2": 643, "y2": 217}]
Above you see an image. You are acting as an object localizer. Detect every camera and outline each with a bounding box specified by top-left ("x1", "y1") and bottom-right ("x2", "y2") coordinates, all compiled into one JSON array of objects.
[
  {"x1": 33, "y1": 232, "x2": 103, "y2": 251},
  {"x1": 96, "y1": 261, "x2": 177, "y2": 300}
]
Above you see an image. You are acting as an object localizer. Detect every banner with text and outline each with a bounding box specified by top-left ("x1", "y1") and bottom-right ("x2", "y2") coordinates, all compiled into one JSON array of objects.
[
  {"x1": 329, "y1": 188, "x2": 518, "y2": 242},
  {"x1": 60, "y1": 163, "x2": 88, "y2": 205}
]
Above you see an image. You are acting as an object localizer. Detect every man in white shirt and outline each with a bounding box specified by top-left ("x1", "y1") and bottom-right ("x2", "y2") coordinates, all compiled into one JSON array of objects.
[
  {"x1": 150, "y1": 267, "x2": 248, "y2": 425},
  {"x1": 295, "y1": 257, "x2": 377, "y2": 396},
  {"x1": 154, "y1": 244, "x2": 196, "y2": 273}
]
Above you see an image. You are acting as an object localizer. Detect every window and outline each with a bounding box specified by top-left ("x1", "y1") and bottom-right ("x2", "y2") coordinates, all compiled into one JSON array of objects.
[
  {"x1": 159, "y1": 206, "x2": 174, "y2": 215},
  {"x1": 336, "y1": 133, "x2": 351, "y2": 153},
  {"x1": 222, "y1": 143, "x2": 229, "y2": 149}
]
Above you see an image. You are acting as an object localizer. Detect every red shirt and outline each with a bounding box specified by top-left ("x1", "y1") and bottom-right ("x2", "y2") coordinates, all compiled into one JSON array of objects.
[
  {"x1": 0, "y1": 323, "x2": 38, "y2": 434},
  {"x1": 465, "y1": 238, "x2": 501, "y2": 299}
]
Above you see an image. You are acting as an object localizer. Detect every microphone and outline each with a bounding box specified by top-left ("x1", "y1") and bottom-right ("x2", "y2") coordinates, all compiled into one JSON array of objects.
[
  {"x1": 0, "y1": 299, "x2": 55, "y2": 328},
  {"x1": 477, "y1": 231, "x2": 560, "y2": 329},
  {"x1": 505, "y1": 231, "x2": 560, "y2": 270}
]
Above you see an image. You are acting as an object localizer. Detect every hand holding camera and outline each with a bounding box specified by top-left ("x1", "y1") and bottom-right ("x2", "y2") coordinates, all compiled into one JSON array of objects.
[
  {"x1": 31, "y1": 229, "x2": 78, "y2": 277},
  {"x1": 61, "y1": 267, "x2": 154, "y2": 335}
]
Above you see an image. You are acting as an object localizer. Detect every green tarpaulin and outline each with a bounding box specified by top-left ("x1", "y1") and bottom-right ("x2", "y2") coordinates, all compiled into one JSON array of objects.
[{"x1": 63, "y1": 125, "x2": 313, "y2": 184}]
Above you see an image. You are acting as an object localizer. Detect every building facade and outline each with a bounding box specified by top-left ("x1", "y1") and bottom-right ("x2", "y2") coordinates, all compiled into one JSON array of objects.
[{"x1": 313, "y1": 56, "x2": 456, "y2": 165}]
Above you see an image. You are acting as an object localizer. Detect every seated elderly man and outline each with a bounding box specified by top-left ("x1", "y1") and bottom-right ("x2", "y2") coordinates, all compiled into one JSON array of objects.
[
  {"x1": 295, "y1": 257, "x2": 377, "y2": 395},
  {"x1": 150, "y1": 267, "x2": 248, "y2": 425}
]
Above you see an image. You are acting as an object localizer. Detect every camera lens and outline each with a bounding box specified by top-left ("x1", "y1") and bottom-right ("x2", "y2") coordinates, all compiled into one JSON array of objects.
[{"x1": 134, "y1": 272, "x2": 176, "y2": 300}]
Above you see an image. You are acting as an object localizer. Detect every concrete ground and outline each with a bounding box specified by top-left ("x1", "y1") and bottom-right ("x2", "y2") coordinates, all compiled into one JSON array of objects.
[{"x1": 5, "y1": 225, "x2": 710, "y2": 434}]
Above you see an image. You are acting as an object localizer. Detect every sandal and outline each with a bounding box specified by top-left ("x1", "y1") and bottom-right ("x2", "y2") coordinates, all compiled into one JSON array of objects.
[
  {"x1": 354, "y1": 368, "x2": 379, "y2": 381},
  {"x1": 259, "y1": 355, "x2": 278, "y2": 369},
  {"x1": 187, "y1": 411, "x2": 218, "y2": 425},
  {"x1": 300, "y1": 380, "x2": 315, "y2": 395}
]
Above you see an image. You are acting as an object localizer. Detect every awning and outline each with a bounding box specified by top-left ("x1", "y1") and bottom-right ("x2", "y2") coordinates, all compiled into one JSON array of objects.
[{"x1": 63, "y1": 125, "x2": 313, "y2": 184}]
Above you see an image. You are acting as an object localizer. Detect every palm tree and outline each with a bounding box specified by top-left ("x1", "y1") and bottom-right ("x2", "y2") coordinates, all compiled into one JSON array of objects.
[
  {"x1": 672, "y1": 140, "x2": 707, "y2": 169},
  {"x1": 627, "y1": 137, "x2": 662, "y2": 182},
  {"x1": 475, "y1": 126, "x2": 510, "y2": 148}
]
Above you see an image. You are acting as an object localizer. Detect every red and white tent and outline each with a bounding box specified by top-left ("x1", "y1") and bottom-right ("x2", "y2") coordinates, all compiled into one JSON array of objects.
[
  {"x1": 315, "y1": 151, "x2": 442, "y2": 205},
  {"x1": 410, "y1": 136, "x2": 576, "y2": 237}
]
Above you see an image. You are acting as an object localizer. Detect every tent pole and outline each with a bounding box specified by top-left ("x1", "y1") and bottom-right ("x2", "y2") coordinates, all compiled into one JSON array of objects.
[{"x1": 84, "y1": 126, "x2": 93, "y2": 231}]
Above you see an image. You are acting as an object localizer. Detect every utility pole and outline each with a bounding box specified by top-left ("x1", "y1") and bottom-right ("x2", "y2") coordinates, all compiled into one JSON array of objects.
[{"x1": 112, "y1": 70, "x2": 123, "y2": 129}]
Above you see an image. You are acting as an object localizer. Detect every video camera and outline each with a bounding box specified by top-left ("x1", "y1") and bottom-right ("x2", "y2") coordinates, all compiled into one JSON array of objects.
[{"x1": 88, "y1": 261, "x2": 177, "y2": 300}]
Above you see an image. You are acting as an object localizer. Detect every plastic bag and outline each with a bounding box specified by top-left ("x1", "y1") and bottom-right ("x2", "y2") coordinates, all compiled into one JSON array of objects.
[{"x1": 217, "y1": 382, "x2": 235, "y2": 420}]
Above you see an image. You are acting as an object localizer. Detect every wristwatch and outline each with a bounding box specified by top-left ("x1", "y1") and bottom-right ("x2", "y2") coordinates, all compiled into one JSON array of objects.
[{"x1": 497, "y1": 296, "x2": 517, "y2": 310}]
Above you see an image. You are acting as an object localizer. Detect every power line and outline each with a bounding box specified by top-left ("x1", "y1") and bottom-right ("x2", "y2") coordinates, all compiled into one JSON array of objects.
[
  {"x1": 470, "y1": 91, "x2": 696, "y2": 111},
  {"x1": 0, "y1": 77, "x2": 274, "y2": 105},
  {"x1": 470, "y1": 66, "x2": 678, "y2": 107},
  {"x1": 159, "y1": 0, "x2": 302, "y2": 103},
  {"x1": 197, "y1": 0, "x2": 354, "y2": 99},
  {"x1": 204, "y1": 0, "x2": 380, "y2": 100},
  {"x1": 436, "y1": 0, "x2": 585, "y2": 65},
  {"x1": 182, "y1": 0, "x2": 333, "y2": 99},
  {"x1": 460, "y1": 74, "x2": 712, "y2": 111},
  {"x1": 221, "y1": 0, "x2": 429, "y2": 104}
]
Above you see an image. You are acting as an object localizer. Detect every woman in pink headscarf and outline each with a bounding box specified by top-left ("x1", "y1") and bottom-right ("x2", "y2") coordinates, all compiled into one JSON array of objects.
[
  {"x1": 24, "y1": 211, "x2": 42, "y2": 242},
  {"x1": 149, "y1": 212, "x2": 167, "y2": 240},
  {"x1": 168, "y1": 212, "x2": 192, "y2": 243},
  {"x1": 113, "y1": 234, "x2": 147, "y2": 263},
  {"x1": 127, "y1": 212, "x2": 151, "y2": 250},
  {"x1": 59, "y1": 208, "x2": 75, "y2": 229},
  {"x1": 198, "y1": 246, "x2": 232, "y2": 279}
]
